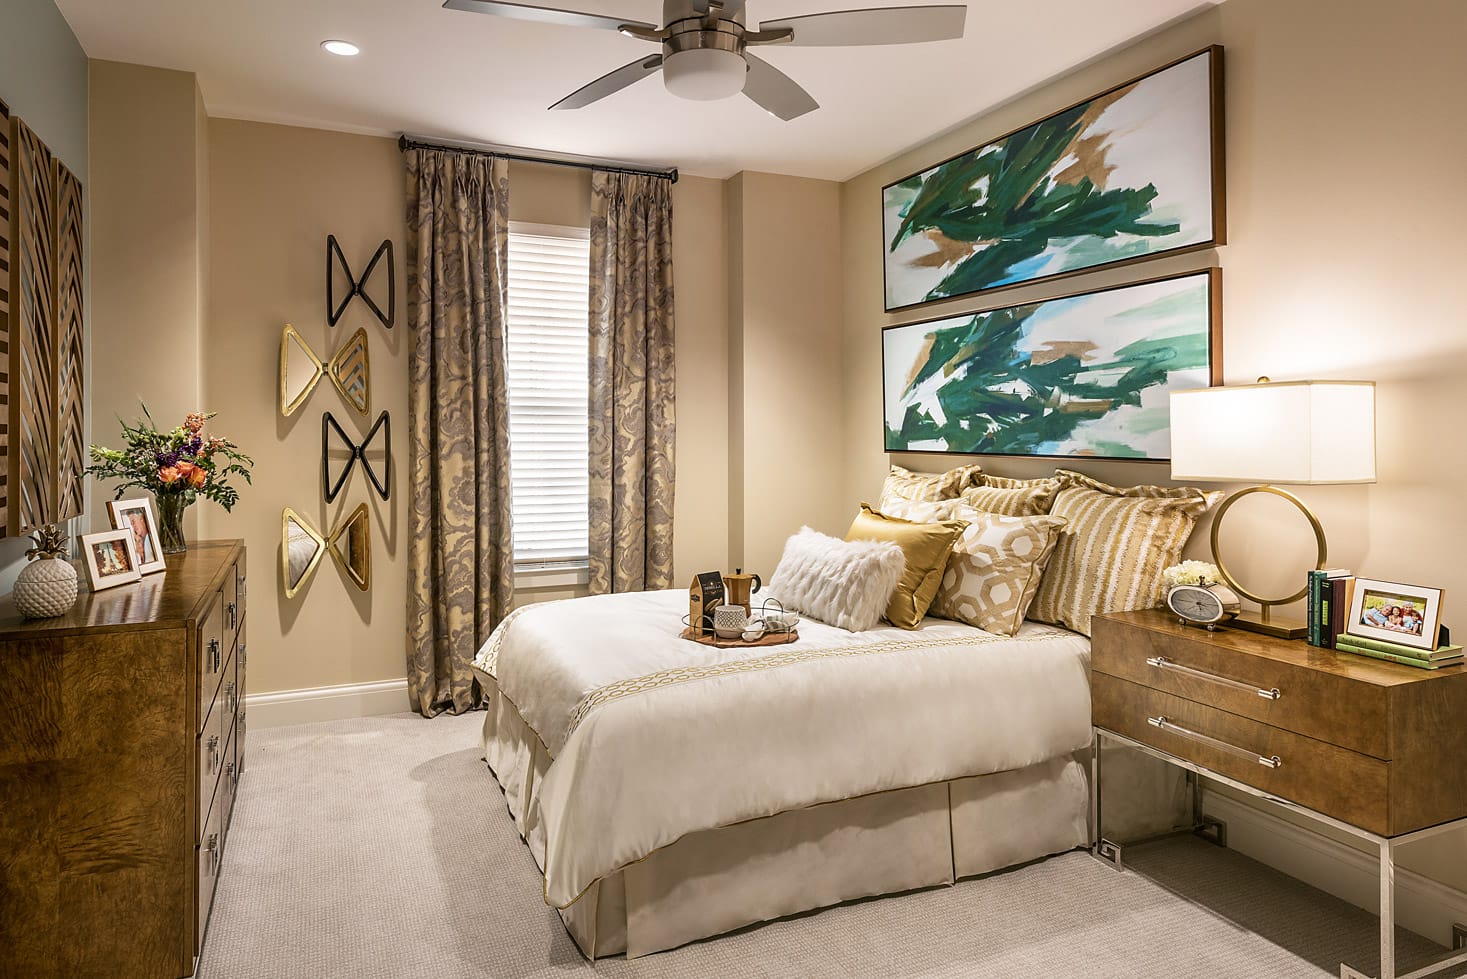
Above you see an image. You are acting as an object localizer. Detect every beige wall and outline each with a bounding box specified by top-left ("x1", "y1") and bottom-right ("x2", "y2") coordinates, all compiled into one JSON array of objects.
[
  {"x1": 727, "y1": 171, "x2": 846, "y2": 577},
  {"x1": 204, "y1": 120, "x2": 408, "y2": 695},
  {"x1": 88, "y1": 61, "x2": 207, "y2": 538},
  {"x1": 838, "y1": 0, "x2": 1467, "y2": 890}
]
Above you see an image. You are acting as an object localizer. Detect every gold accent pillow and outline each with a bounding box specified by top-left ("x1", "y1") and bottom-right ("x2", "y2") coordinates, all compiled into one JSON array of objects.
[
  {"x1": 879, "y1": 464, "x2": 983, "y2": 507},
  {"x1": 846, "y1": 503, "x2": 968, "y2": 629},
  {"x1": 959, "y1": 474, "x2": 1062, "y2": 516},
  {"x1": 883, "y1": 499, "x2": 1066, "y2": 637},
  {"x1": 1028, "y1": 470, "x2": 1223, "y2": 637}
]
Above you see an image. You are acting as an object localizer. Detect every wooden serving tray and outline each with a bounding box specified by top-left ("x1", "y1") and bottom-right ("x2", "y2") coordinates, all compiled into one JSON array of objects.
[{"x1": 679, "y1": 627, "x2": 799, "y2": 649}]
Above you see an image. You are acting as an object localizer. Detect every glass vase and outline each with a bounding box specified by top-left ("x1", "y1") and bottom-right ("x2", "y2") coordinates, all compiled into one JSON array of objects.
[{"x1": 154, "y1": 492, "x2": 192, "y2": 554}]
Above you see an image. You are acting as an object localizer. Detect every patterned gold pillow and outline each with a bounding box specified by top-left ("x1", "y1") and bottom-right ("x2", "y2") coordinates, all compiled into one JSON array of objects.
[
  {"x1": 959, "y1": 474, "x2": 1062, "y2": 516},
  {"x1": 1028, "y1": 470, "x2": 1223, "y2": 637},
  {"x1": 846, "y1": 503, "x2": 968, "y2": 629},
  {"x1": 882, "y1": 499, "x2": 1066, "y2": 636},
  {"x1": 879, "y1": 464, "x2": 983, "y2": 507}
]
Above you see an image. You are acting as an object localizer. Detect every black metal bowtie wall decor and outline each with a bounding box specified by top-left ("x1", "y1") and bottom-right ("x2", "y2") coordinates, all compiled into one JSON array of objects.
[
  {"x1": 327, "y1": 234, "x2": 395, "y2": 329},
  {"x1": 322, "y1": 410, "x2": 391, "y2": 504}
]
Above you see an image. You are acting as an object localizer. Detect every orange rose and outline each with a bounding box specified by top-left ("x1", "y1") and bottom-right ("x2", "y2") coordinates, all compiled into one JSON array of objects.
[
  {"x1": 188, "y1": 467, "x2": 207, "y2": 488},
  {"x1": 176, "y1": 461, "x2": 196, "y2": 478},
  {"x1": 158, "y1": 466, "x2": 181, "y2": 484}
]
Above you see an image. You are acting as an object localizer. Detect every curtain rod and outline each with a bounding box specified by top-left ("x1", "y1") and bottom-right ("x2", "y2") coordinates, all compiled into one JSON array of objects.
[{"x1": 397, "y1": 134, "x2": 678, "y2": 184}]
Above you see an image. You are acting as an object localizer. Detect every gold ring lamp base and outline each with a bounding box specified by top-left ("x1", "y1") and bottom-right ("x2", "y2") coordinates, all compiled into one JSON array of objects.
[{"x1": 1211, "y1": 485, "x2": 1328, "y2": 641}]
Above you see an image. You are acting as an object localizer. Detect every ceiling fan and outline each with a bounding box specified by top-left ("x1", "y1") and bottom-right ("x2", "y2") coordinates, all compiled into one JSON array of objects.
[{"x1": 443, "y1": 0, "x2": 967, "y2": 120}]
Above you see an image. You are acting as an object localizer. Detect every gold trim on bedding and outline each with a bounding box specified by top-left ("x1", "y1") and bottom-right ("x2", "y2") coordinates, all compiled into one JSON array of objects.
[{"x1": 565, "y1": 628, "x2": 1073, "y2": 741}]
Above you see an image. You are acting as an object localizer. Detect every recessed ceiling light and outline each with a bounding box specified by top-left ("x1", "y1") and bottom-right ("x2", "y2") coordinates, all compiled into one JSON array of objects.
[{"x1": 321, "y1": 40, "x2": 360, "y2": 57}]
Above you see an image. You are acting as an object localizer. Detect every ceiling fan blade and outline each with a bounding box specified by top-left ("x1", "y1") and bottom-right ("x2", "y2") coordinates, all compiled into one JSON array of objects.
[
  {"x1": 759, "y1": 5, "x2": 966, "y2": 46},
  {"x1": 742, "y1": 54, "x2": 818, "y2": 121},
  {"x1": 442, "y1": 0, "x2": 656, "y2": 33},
  {"x1": 550, "y1": 55, "x2": 664, "y2": 110}
]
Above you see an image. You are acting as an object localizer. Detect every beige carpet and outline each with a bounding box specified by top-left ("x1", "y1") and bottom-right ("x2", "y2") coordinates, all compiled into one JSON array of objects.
[{"x1": 196, "y1": 712, "x2": 1464, "y2": 979}]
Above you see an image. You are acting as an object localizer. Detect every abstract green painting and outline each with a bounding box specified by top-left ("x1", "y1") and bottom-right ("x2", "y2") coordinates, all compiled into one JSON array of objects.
[
  {"x1": 882, "y1": 47, "x2": 1222, "y2": 311},
  {"x1": 882, "y1": 271, "x2": 1219, "y2": 460}
]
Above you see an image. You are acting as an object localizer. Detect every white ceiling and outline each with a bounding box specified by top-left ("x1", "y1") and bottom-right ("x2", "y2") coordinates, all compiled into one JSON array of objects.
[{"x1": 57, "y1": 0, "x2": 1219, "y2": 181}]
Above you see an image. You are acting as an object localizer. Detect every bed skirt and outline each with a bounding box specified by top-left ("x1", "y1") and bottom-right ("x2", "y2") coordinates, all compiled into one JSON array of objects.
[{"x1": 478, "y1": 674, "x2": 1091, "y2": 959}]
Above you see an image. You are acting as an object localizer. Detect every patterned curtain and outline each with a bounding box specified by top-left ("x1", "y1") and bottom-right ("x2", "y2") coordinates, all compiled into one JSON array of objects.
[
  {"x1": 403, "y1": 147, "x2": 514, "y2": 716},
  {"x1": 587, "y1": 170, "x2": 677, "y2": 594}
]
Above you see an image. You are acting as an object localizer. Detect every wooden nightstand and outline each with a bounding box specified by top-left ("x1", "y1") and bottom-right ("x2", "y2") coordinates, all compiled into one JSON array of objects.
[{"x1": 1090, "y1": 609, "x2": 1467, "y2": 979}]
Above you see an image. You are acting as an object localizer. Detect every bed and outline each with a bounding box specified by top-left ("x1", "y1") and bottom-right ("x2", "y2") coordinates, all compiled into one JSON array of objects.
[{"x1": 471, "y1": 588, "x2": 1095, "y2": 959}]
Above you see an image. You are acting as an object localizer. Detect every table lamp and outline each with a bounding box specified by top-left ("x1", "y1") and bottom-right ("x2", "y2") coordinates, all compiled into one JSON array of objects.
[{"x1": 1169, "y1": 378, "x2": 1376, "y2": 639}]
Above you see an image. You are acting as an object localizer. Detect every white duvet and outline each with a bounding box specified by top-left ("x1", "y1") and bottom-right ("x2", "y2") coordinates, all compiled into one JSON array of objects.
[{"x1": 474, "y1": 589, "x2": 1092, "y2": 909}]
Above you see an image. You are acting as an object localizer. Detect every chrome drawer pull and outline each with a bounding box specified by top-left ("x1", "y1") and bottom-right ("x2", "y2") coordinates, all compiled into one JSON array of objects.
[
  {"x1": 206, "y1": 832, "x2": 219, "y2": 875},
  {"x1": 208, "y1": 638, "x2": 221, "y2": 672},
  {"x1": 1146, "y1": 656, "x2": 1281, "y2": 700},
  {"x1": 1147, "y1": 715, "x2": 1282, "y2": 769}
]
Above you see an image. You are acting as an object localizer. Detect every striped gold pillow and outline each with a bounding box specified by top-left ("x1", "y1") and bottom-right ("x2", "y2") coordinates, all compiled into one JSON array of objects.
[
  {"x1": 960, "y1": 475, "x2": 1061, "y2": 516},
  {"x1": 1028, "y1": 471, "x2": 1222, "y2": 636},
  {"x1": 879, "y1": 464, "x2": 983, "y2": 507},
  {"x1": 882, "y1": 499, "x2": 1066, "y2": 636}
]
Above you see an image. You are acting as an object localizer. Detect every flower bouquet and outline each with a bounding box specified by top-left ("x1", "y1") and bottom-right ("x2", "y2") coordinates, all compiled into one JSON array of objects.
[{"x1": 86, "y1": 406, "x2": 253, "y2": 553}]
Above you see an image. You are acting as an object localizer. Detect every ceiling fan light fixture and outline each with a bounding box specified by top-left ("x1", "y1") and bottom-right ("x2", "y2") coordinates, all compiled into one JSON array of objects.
[
  {"x1": 321, "y1": 39, "x2": 361, "y2": 57},
  {"x1": 662, "y1": 48, "x2": 747, "y2": 101}
]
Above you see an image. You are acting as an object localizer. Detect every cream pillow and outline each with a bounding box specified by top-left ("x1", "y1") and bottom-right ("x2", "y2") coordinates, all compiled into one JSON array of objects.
[
  {"x1": 846, "y1": 504, "x2": 968, "y2": 629},
  {"x1": 879, "y1": 464, "x2": 983, "y2": 507},
  {"x1": 766, "y1": 527, "x2": 906, "y2": 632},
  {"x1": 1028, "y1": 470, "x2": 1223, "y2": 637},
  {"x1": 882, "y1": 499, "x2": 1066, "y2": 636},
  {"x1": 959, "y1": 474, "x2": 1062, "y2": 516}
]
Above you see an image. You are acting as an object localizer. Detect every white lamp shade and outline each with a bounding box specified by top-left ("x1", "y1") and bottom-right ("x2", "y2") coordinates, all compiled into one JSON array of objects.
[
  {"x1": 1170, "y1": 381, "x2": 1376, "y2": 484},
  {"x1": 662, "y1": 48, "x2": 748, "y2": 101}
]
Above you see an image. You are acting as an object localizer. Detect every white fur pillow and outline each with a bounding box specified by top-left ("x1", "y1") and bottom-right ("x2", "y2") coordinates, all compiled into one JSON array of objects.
[{"x1": 766, "y1": 527, "x2": 906, "y2": 632}]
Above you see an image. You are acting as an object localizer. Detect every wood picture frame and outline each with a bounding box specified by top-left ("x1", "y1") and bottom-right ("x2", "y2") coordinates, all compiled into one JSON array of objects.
[
  {"x1": 80, "y1": 528, "x2": 142, "y2": 592},
  {"x1": 881, "y1": 45, "x2": 1226, "y2": 312},
  {"x1": 1345, "y1": 577, "x2": 1444, "y2": 652},
  {"x1": 881, "y1": 268, "x2": 1221, "y2": 461},
  {"x1": 0, "y1": 98, "x2": 10, "y2": 535},
  {"x1": 107, "y1": 497, "x2": 167, "y2": 575}
]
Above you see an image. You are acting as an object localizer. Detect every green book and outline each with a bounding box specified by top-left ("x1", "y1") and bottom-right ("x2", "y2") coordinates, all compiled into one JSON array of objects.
[
  {"x1": 1336, "y1": 639, "x2": 1462, "y2": 670},
  {"x1": 1338, "y1": 632, "x2": 1462, "y2": 661}
]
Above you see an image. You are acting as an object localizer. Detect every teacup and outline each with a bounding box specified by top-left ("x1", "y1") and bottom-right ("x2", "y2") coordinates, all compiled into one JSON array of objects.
[{"x1": 713, "y1": 604, "x2": 749, "y2": 639}]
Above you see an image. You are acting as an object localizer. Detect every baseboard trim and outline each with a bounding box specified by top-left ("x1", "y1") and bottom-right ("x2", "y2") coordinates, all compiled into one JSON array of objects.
[
  {"x1": 1204, "y1": 790, "x2": 1467, "y2": 946},
  {"x1": 246, "y1": 678, "x2": 410, "y2": 729}
]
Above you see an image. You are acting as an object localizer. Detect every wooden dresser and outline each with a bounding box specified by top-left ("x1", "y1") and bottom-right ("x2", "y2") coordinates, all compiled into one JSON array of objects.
[
  {"x1": 0, "y1": 539, "x2": 247, "y2": 979},
  {"x1": 1092, "y1": 609, "x2": 1467, "y2": 979},
  {"x1": 1092, "y1": 609, "x2": 1467, "y2": 837}
]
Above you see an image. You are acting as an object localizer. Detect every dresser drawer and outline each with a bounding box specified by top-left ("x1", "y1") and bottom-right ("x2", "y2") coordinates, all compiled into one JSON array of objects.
[
  {"x1": 197, "y1": 678, "x2": 229, "y2": 842},
  {"x1": 221, "y1": 715, "x2": 239, "y2": 835},
  {"x1": 236, "y1": 617, "x2": 248, "y2": 777},
  {"x1": 197, "y1": 590, "x2": 226, "y2": 732},
  {"x1": 1092, "y1": 615, "x2": 1389, "y2": 758},
  {"x1": 1094, "y1": 673, "x2": 1390, "y2": 834},
  {"x1": 196, "y1": 790, "x2": 224, "y2": 954}
]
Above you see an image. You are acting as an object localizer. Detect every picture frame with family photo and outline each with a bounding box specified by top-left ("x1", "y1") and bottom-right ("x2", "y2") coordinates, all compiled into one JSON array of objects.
[
  {"x1": 79, "y1": 529, "x2": 142, "y2": 592},
  {"x1": 107, "y1": 497, "x2": 167, "y2": 575},
  {"x1": 1345, "y1": 577, "x2": 1445, "y2": 652}
]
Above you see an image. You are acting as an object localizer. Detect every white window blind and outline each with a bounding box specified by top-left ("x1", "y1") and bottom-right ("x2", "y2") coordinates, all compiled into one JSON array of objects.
[{"x1": 505, "y1": 223, "x2": 591, "y2": 567}]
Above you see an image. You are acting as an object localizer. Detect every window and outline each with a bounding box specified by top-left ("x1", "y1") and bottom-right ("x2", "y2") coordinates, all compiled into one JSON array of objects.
[{"x1": 505, "y1": 223, "x2": 591, "y2": 568}]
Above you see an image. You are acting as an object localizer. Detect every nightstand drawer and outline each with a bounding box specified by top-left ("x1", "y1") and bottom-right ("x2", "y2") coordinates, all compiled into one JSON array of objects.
[
  {"x1": 1094, "y1": 673, "x2": 1390, "y2": 834},
  {"x1": 1092, "y1": 615, "x2": 1389, "y2": 758}
]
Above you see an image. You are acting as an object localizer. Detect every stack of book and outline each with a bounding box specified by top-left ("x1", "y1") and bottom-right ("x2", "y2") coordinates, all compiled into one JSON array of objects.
[
  {"x1": 1306, "y1": 569, "x2": 1353, "y2": 648},
  {"x1": 1334, "y1": 632, "x2": 1463, "y2": 669}
]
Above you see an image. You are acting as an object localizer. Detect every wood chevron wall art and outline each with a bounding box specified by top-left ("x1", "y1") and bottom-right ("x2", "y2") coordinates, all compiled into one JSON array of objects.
[
  {"x1": 9, "y1": 117, "x2": 58, "y2": 535},
  {"x1": 0, "y1": 99, "x2": 10, "y2": 533},
  {"x1": 326, "y1": 235, "x2": 394, "y2": 329},
  {"x1": 55, "y1": 163, "x2": 85, "y2": 521},
  {"x1": 1, "y1": 109, "x2": 86, "y2": 537}
]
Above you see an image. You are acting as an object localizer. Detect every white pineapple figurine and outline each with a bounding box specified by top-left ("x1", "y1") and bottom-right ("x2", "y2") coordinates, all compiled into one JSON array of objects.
[{"x1": 14, "y1": 524, "x2": 79, "y2": 619}]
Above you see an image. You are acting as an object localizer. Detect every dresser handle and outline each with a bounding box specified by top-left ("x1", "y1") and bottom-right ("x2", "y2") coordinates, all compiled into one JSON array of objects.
[
  {"x1": 1145, "y1": 656, "x2": 1281, "y2": 700},
  {"x1": 206, "y1": 832, "x2": 219, "y2": 875},
  {"x1": 207, "y1": 734, "x2": 220, "y2": 772},
  {"x1": 225, "y1": 682, "x2": 236, "y2": 715},
  {"x1": 1147, "y1": 715, "x2": 1282, "y2": 769},
  {"x1": 208, "y1": 638, "x2": 221, "y2": 672},
  {"x1": 227, "y1": 602, "x2": 237, "y2": 630}
]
